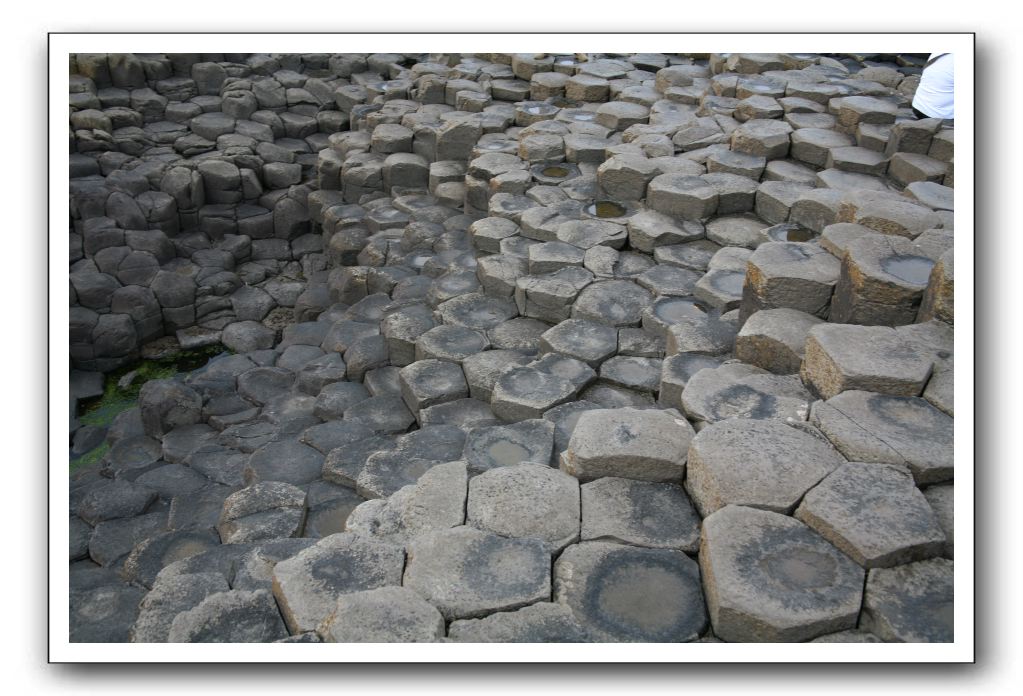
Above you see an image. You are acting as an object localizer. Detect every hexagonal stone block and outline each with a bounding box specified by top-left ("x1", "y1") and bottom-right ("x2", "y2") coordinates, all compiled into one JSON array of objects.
[
  {"x1": 317, "y1": 586, "x2": 445, "y2": 643},
  {"x1": 461, "y1": 350, "x2": 532, "y2": 402},
  {"x1": 130, "y1": 572, "x2": 230, "y2": 643},
  {"x1": 528, "y1": 240, "x2": 586, "y2": 273},
  {"x1": 837, "y1": 190, "x2": 942, "y2": 239},
  {"x1": 76, "y1": 479, "x2": 157, "y2": 525},
  {"x1": 71, "y1": 583, "x2": 147, "y2": 642},
  {"x1": 861, "y1": 558, "x2": 953, "y2": 642},
  {"x1": 680, "y1": 362, "x2": 814, "y2": 425},
  {"x1": 556, "y1": 218, "x2": 628, "y2": 250},
  {"x1": 415, "y1": 324, "x2": 489, "y2": 362},
  {"x1": 599, "y1": 355, "x2": 662, "y2": 395},
  {"x1": 626, "y1": 210, "x2": 703, "y2": 252},
  {"x1": 581, "y1": 477, "x2": 700, "y2": 552},
  {"x1": 571, "y1": 279, "x2": 653, "y2": 328},
  {"x1": 121, "y1": 529, "x2": 222, "y2": 589},
  {"x1": 554, "y1": 541, "x2": 707, "y2": 642},
  {"x1": 462, "y1": 419, "x2": 555, "y2": 474},
  {"x1": 790, "y1": 128, "x2": 855, "y2": 167},
  {"x1": 217, "y1": 481, "x2": 307, "y2": 544},
  {"x1": 801, "y1": 324, "x2": 935, "y2": 399},
  {"x1": 515, "y1": 267, "x2": 593, "y2": 323},
  {"x1": 738, "y1": 241, "x2": 841, "y2": 323},
  {"x1": 647, "y1": 174, "x2": 718, "y2": 221},
  {"x1": 271, "y1": 533, "x2": 406, "y2": 634},
  {"x1": 686, "y1": 418, "x2": 845, "y2": 517},
  {"x1": 704, "y1": 214, "x2": 765, "y2": 249},
  {"x1": 402, "y1": 526, "x2": 550, "y2": 620},
  {"x1": 795, "y1": 461, "x2": 946, "y2": 568},
  {"x1": 706, "y1": 149, "x2": 766, "y2": 180},
  {"x1": 396, "y1": 359, "x2": 469, "y2": 419},
  {"x1": 810, "y1": 390, "x2": 953, "y2": 485},
  {"x1": 168, "y1": 589, "x2": 290, "y2": 643},
  {"x1": 345, "y1": 461, "x2": 467, "y2": 546},
  {"x1": 448, "y1": 602, "x2": 592, "y2": 642},
  {"x1": 693, "y1": 269, "x2": 745, "y2": 312},
  {"x1": 467, "y1": 463, "x2": 580, "y2": 552},
  {"x1": 830, "y1": 233, "x2": 937, "y2": 326},
  {"x1": 436, "y1": 292, "x2": 518, "y2": 330},
  {"x1": 561, "y1": 407, "x2": 695, "y2": 483},
  {"x1": 731, "y1": 119, "x2": 792, "y2": 159},
  {"x1": 699, "y1": 505, "x2": 865, "y2": 642},
  {"x1": 539, "y1": 318, "x2": 618, "y2": 367},
  {"x1": 596, "y1": 154, "x2": 658, "y2": 201},
  {"x1": 735, "y1": 307, "x2": 824, "y2": 374},
  {"x1": 245, "y1": 438, "x2": 324, "y2": 486},
  {"x1": 491, "y1": 366, "x2": 577, "y2": 422}
]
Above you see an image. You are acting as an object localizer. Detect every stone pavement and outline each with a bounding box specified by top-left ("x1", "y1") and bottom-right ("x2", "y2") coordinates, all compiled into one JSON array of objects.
[{"x1": 68, "y1": 51, "x2": 955, "y2": 643}]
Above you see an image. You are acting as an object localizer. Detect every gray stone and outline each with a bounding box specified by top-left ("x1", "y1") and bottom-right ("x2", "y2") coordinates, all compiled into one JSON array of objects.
[
  {"x1": 448, "y1": 602, "x2": 591, "y2": 642},
  {"x1": 245, "y1": 438, "x2": 324, "y2": 486},
  {"x1": 134, "y1": 464, "x2": 209, "y2": 499},
  {"x1": 539, "y1": 318, "x2": 618, "y2": 367},
  {"x1": 924, "y1": 484, "x2": 954, "y2": 558},
  {"x1": 138, "y1": 379, "x2": 202, "y2": 438},
  {"x1": 686, "y1": 418, "x2": 846, "y2": 517},
  {"x1": 861, "y1": 558, "x2": 954, "y2": 642},
  {"x1": 810, "y1": 390, "x2": 953, "y2": 485},
  {"x1": 735, "y1": 307, "x2": 824, "y2": 374},
  {"x1": 801, "y1": 324, "x2": 935, "y2": 399},
  {"x1": 346, "y1": 460, "x2": 467, "y2": 545},
  {"x1": 462, "y1": 419, "x2": 555, "y2": 475},
  {"x1": 467, "y1": 463, "x2": 580, "y2": 552},
  {"x1": 739, "y1": 241, "x2": 841, "y2": 323},
  {"x1": 168, "y1": 589, "x2": 289, "y2": 643},
  {"x1": 796, "y1": 461, "x2": 946, "y2": 568},
  {"x1": 647, "y1": 174, "x2": 718, "y2": 221},
  {"x1": 415, "y1": 325, "x2": 489, "y2": 363},
  {"x1": 317, "y1": 586, "x2": 444, "y2": 643},
  {"x1": 130, "y1": 572, "x2": 229, "y2": 642},
  {"x1": 120, "y1": 528, "x2": 222, "y2": 588},
  {"x1": 217, "y1": 481, "x2": 307, "y2": 544},
  {"x1": 77, "y1": 479, "x2": 157, "y2": 525},
  {"x1": 554, "y1": 541, "x2": 707, "y2": 642},
  {"x1": 581, "y1": 477, "x2": 701, "y2": 552},
  {"x1": 561, "y1": 407, "x2": 695, "y2": 483},
  {"x1": 571, "y1": 279, "x2": 652, "y2": 327},
  {"x1": 398, "y1": 358, "x2": 469, "y2": 417},
  {"x1": 491, "y1": 366, "x2": 577, "y2": 422},
  {"x1": 70, "y1": 583, "x2": 147, "y2": 642},
  {"x1": 700, "y1": 505, "x2": 865, "y2": 642},
  {"x1": 403, "y1": 526, "x2": 550, "y2": 620},
  {"x1": 681, "y1": 362, "x2": 814, "y2": 425},
  {"x1": 313, "y1": 381, "x2": 370, "y2": 420},
  {"x1": 343, "y1": 394, "x2": 416, "y2": 435},
  {"x1": 271, "y1": 532, "x2": 406, "y2": 634}
]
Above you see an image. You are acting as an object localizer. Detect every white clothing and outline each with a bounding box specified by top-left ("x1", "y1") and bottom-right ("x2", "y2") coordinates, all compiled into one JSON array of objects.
[{"x1": 912, "y1": 53, "x2": 954, "y2": 119}]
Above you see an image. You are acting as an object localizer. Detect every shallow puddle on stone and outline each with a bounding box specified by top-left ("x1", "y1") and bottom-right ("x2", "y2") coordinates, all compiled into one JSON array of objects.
[
  {"x1": 711, "y1": 271, "x2": 745, "y2": 296},
  {"x1": 769, "y1": 224, "x2": 815, "y2": 242},
  {"x1": 585, "y1": 201, "x2": 627, "y2": 218},
  {"x1": 542, "y1": 166, "x2": 570, "y2": 178},
  {"x1": 654, "y1": 298, "x2": 709, "y2": 322},
  {"x1": 487, "y1": 440, "x2": 531, "y2": 466},
  {"x1": 311, "y1": 505, "x2": 352, "y2": 537},
  {"x1": 881, "y1": 254, "x2": 934, "y2": 285}
]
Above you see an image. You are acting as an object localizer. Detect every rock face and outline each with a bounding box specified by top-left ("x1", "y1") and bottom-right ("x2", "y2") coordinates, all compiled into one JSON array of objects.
[{"x1": 68, "y1": 50, "x2": 956, "y2": 645}]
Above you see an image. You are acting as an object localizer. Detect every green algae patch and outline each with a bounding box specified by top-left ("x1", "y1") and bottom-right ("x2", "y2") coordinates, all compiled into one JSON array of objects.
[{"x1": 72, "y1": 344, "x2": 227, "y2": 473}]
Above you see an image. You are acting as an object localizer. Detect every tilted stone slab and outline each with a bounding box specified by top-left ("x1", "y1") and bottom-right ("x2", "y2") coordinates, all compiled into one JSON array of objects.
[
  {"x1": 271, "y1": 532, "x2": 405, "y2": 634},
  {"x1": 168, "y1": 589, "x2": 290, "y2": 643},
  {"x1": 738, "y1": 241, "x2": 841, "y2": 323},
  {"x1": 686, "y1": 418, "x2": 846, "y2": 517},
  {"x1": 217, "y1": 481, "x2": 307, "y2": 544},
  {"x1": 810, "y1": 390, "x2": 953, "y2": 485},
  {"x1": 735, "y1": 307, "x2": 824, "y2": 374},
  {"x1": 402, "y1": 526, "x2": 550, "y2": 620},
  {"x1": 554, "y1": 541, "x2": 707, "y2": 642},
  {"x1": 795, "y1": 461, "x2": 946, "y2": 568},
  {"x1": 699, "y1": 505, "x2": 864, "y2": 642},
  {"x1": 580, "y1": 477, "x2": 701, "y2": 552},
  {"x1": 801, "y1": 323, "x2": 935, "y2": 399},
  {"x1": 345, "y1": 460, "x2": 467, "y2": 546},
  {"x1": 560, "y1": 407, "x2": 695, "y2": 483},
  {"x1": 316, "y1": 586, "x2": 445, "y2": 643},
  {"x1": 448, "y1": 602, "x2": 592, "y2": 643}
]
